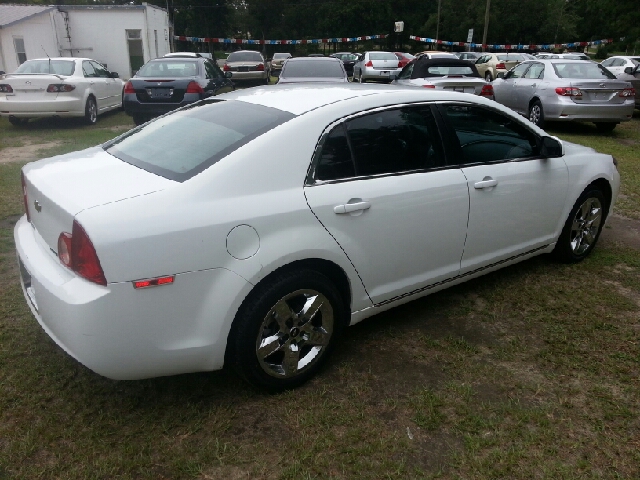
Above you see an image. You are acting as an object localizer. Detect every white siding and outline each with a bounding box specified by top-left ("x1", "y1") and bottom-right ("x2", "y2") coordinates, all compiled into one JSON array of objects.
[
  {"x1": 144, "y1": 4, "x2": 170, "y2": 59},
  {"x1": 0, "y1": 12, "x2": 57, "y2": 73}
]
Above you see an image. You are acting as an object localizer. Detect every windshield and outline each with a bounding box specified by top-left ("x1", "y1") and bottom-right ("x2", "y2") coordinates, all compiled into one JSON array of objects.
[
  {"x1": 553, "y1": 62, "x2": 616, "y2": 79},
  {"x1": 282, "y1": 60, "x2": 345, "y2": 78},
  {"x1": 105, "y1": 101, "x2": 294, "y2": 182},
  {"x1": 15, "y1": 60, "x2": 75, "y2": 75},
  {"x1": 137, "y1": 60, "x2": 199, "y2": 78},
  {"x1": 227, "y1": 52, "x2": 263, "y2": 62}
]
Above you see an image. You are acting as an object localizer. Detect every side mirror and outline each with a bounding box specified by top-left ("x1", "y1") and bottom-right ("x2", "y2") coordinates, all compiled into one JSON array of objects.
[
  {"x1": 540, "y1": 135, "x2": 563, "y2": 158},
  {"x1": 497, "y1": 72, "x2": 506, "y2": 79},
  {"x1": 110, "y1": 72, "x2": 119, "y2": 78},
  {"x1": 224, "y1": 71, "x2": 233, "y2": 79}
]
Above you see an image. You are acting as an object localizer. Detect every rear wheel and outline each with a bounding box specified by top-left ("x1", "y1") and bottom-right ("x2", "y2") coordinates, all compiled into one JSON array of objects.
[
  {"x1": 553, "y1": 187, "x2": 606, "y2": 263},
  {"x1": 594, "y1": 122, "x2": 617, "y2": 133},
  {"x1": 84, "y1": 97, "x2": 97, "y2": 125},
  {"x1": 228, "y1": 269, "x2": 346, "y2": 391},
  {"x1": 528, "y1": 100, "x2": 545, "y2": 128},
  {"x1": 358, "y1": 72, "x2": 365, "y2": 83},
  {"x1": 132, "y1": 114, "x2": 147, "y2": 126},
  {"x1": 8, "y1": 116, "x2": 25, "y2": 126}
]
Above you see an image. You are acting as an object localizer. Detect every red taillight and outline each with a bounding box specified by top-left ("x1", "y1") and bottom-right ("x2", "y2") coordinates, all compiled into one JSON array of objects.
[
  {"x1": 398, "y1": 61, "x2": 403, "y2": 68},
  {"x1": 223, "y1": 63, "x2": 230, "y2": 71},
  {"x1": 21, "y1": 171, "x2": 30, "y2": 222},
  {"x1": 480, "y1": 84, "x2": 494, "y2": 97},
  {"x1": 124, "y1": 81, "x2": 135, "y2": 94},
  {"x1": 620, "y1": 88, "x2": 636, "y2": 97},
  {"x1": 365, "y1": 60, "x2": 373, "y2": 67},
  {"x1": 57, "y1": 220, "x2": 107, "y2": 286},
  {"x1": 186, "y1": 81, "x2": 204, "y2": 94},
  {"x1": 555, "y1": 87, "x2": 582, "y2": 97},
  {"x1": 46, "y1": 84, "x2": 76, "y2": 93},
  {"x1": 256, "y1": 63, "x2": 265, "y2": 71},
  {"x1": 133, "y1": 275, "x2": 175, "y2": 289},
  {"x1": 495, "y1": 63, "x2": 506, "y2": 70},
  {"x1": 422, "y1": 84, "x2": 436, "y2": 88},
  {"x1": 0, "y1": 84, "x2": 13, "y2": 93}
]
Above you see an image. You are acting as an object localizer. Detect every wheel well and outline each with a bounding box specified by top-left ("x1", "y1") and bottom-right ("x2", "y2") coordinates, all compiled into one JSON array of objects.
[
  {"x1": 528, "y1": 97, "x2": 541, "y2": 108},
  {"x1": 587, "y1": 178, "x2": 613, "y2": 216}
]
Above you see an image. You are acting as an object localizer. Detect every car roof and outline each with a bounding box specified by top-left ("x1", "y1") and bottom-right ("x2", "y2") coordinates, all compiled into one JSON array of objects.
[
  {"x1": 218, "y1": 83, "x2": 498, "y2": 116},
  {"x1": 286, "y1": 56, "x2": 341, "y2": 62},
  {"x1": 164, "y1": 52, "x2": 202, "y2": 57}
]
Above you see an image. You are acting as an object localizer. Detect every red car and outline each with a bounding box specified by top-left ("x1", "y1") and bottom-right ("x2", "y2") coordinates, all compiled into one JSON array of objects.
[{"x1": 395, "y1": 52, "x2": 415, "y2": 68}]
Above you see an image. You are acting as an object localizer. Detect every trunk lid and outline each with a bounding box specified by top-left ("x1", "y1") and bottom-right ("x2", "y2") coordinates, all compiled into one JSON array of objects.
[
  {"x1": 430, "y1": 77, "x2": 487, "y2": 94},
  {"x1": 570, "y1": 80, "x2": 630, "y2": 104},
  {"x1": 22, "y1": 146, "x2": 174, "y2": 253},
  {"x1": 130, "y1": 78, "x2": 192, "y2": 104},
  {"x1": 3, "y1": 74, "x2": 67, "y2": 101}
]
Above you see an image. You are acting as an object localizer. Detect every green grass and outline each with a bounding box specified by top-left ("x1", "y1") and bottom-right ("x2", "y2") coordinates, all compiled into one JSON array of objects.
[{"x1": 0, "y1": 109, "x2": 639, "y2": 478}]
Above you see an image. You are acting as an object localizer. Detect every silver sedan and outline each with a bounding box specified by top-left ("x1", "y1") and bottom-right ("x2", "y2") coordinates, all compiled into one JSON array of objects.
[
  {"x1": 492, "y1": 59, "x2": 635, "y2": 132},
  {"x1": 353, "y1": 51, "x2": 402, "y2": 83}
]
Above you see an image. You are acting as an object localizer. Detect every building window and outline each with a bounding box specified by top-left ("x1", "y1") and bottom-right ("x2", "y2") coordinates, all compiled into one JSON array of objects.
[{"x1": 14, "y1": 37, "x2": 27, "y2": 65}]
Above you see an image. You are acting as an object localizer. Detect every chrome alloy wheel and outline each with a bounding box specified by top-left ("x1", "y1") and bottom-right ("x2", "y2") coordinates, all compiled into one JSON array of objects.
[
  {"x1": 570, "y1": 197, "x2": 602, "y2": 255},
  {"x1": 529, "y1": 104, "x2": 542, "y2": 125},
  {"x1": 256, "y1": 289, "x2": 334, "y2": 379}
]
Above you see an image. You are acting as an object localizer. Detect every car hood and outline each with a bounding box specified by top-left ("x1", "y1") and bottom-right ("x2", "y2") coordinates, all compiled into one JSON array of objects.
[{"x1": 561, "y1": 140, "x2": 597, "y2": 156}]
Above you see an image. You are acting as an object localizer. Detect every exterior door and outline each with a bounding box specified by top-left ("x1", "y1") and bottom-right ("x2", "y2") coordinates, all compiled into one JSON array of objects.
[
  {"x1": 82, "y1": 60, "x2": 108, "y2": 110},
  {"x1": 513, "y1": 62, "x2": 545, "y2": 114},
  {"x1": 304, "y1": 106, "x2": 469, "y2": 305},
  {"x1": 91, "y1": 61, "x2": 119, "y2": 108},
  {"x1": 437, "y1": 103, "x2": 569, "y2": 274}
]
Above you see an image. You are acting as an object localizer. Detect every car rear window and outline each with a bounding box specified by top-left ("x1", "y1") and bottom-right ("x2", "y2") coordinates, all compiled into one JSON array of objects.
[
  {"x1": 15, "y1": 60, "x2": 75, "y2": 76},
  {"x1": 273, "y1": 53, "x2": 291, "y2": 59},
  {"x1": 426, "y1": 65, "x2": 477, "y2": 76},
  {"x1": 553, "y1": 62, "x2": 616, "y2": 79},
  {"x1": 369, "y1": 52, "x2": 398, "y2": 61},
  {"x1": 104, "y1": 101, "x2": 295, "y2": 182},
  {"x1": 137, "y1": 60, "x2": 199, "y2": 77},
  {"x1": 227, "y1": 52, "x2": 263, "y2": 62},
  {"x1": 282, "y1": 60, "x2": 345, "y2": 78}
]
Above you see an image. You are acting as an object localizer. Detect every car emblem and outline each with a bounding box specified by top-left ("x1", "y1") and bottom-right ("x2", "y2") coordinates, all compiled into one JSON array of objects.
[
  {"x1": 600, "y1": 83, "x2": 606, "y2": 88},
  {"x1": 34, "y1": 200, "x2": 42, "y2": 212},
  {"x1": 25, "y1": 81, "x2": 31, "y2": 85},
  {"x1": 157, "y1": 83, "x2": 162, "y2": 86}
]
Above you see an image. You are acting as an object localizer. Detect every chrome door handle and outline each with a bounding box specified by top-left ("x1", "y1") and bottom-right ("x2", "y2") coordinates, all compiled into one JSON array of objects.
[
  {"x1": 531, "y1": 83, "x2": 537, "y2": 87},
  {"x1": 474, "y1": 178, "x2": 498, "y2": 189},
  {"x1": 334, "y1": 201, "x2": 371, "y2": 214}
]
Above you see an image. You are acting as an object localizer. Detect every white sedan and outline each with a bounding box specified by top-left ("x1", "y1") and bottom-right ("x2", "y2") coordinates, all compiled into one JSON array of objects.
[
  {"x1": 15, "y1": 84, "x2": 619, "y2": 390},
  {"x1": 0, "y1": 57, "x2": 124, "y2": 125}
]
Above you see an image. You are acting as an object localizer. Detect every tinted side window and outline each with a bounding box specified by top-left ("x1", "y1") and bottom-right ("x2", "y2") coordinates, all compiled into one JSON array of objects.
[
  {"x1": 346, "y1": 107, "x2": 444, "y2": 176},
  {"x1": 524, "y1": 63, "x2": 544, "y2": 79},
  {"x1": 509, "y1": 63, "x2": 530, "y2": 79},
  {"x1": 91, "y1": 61, "x2": 109, "y2": 78},
  {"x1": 204, "y1": 60, "x2": 219, "y2": 79},
  {"x1": 398, "y1": 63, "x2": 414, "y2": 79},
  {"x1": 441, "y1": 105, "x2": 538, "y2": 164},
  {"x1": 316, "y1": 125, "x2": 355, "y2": 181},
  {"x1": 82, "y1": 61, "x2": 96, "y2": 77}
]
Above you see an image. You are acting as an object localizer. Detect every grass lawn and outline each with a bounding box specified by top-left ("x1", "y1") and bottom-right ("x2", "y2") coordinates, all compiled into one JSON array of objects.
[{"x1": 0, "y1": 109, "x2": 639, "y2": 479}]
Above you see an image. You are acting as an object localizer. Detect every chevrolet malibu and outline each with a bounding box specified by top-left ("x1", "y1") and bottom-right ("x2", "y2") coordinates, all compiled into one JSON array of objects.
[{"x1": 15, "y1": 84, "x2": 619, "y2": 390}]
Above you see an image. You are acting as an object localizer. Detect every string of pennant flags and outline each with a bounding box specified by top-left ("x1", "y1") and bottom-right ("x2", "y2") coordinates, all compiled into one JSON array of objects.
[{"x1": 174, "y1": 33, "x2": 613, "y2": 51}]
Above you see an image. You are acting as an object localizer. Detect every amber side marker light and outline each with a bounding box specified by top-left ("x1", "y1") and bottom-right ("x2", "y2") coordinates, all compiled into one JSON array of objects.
[{"x1": 133, "y1": 276, "x2": 175, "y2": 289}]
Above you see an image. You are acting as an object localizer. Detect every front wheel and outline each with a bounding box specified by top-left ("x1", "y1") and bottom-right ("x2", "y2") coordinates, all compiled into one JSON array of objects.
[
  {"x1": 594, "y1": 122, "x2": 617, "y2": 133},
  {"x1": 528, "y1": 100, "x2": 545, "y2": 128},
  {"x1": 553, "y1": 187, "x2": 606, "y2": 263},
  {"x1": 84, "y1": 97, "x2": 97, "y2": 125},
  {"x1": 228, "y1": 269, "x2": 346, "y2": 391}
]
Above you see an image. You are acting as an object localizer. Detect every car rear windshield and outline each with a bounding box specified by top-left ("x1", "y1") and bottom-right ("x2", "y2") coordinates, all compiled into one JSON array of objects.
[
  {"x1": 227, "y1": 52, "x2": 263, "y2": 62},
  {"x1": 14, "y1": 60, "x2": 75, "y2": 76},
  {"x1": 553, "y1": 62, "x2": 616, "y2": 79},
  {"x1": 104, "y1": 101, "x2": 295, "y2": 182},
  {"x1": 497, "y1": 54, "x2": 525, "y2": 61},
  {"x1": 273, "y1": 53, "x2": 291, "y2": 59},
  {"x1": 426, "y1": 65, "x2": 477, "y2": 76},
  {"x1": 282, "y1": 60, "x2": 344, "y2": 78},
  {"x1": 137, "y1": 60, "x2": 199, "y2": 77},
  {"x1": 369, "y1": 52, "x2": 398, "y2": 61}
]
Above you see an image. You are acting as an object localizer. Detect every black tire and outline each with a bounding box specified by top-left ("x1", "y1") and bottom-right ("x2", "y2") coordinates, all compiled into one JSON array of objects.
[
  {"x1": 358, "y1": 72, "x2": 365, "y2": 83},
  {"x1": 485, "y1": 71, "x2": 492, "y2": 82},
  {"x1": 228, "y1": 269, "x2": 346, "y2": 391},
  {"x1": 84, "y1": 96, "x2": 97, "y2": 125},
  {"x1": 553, "y1": 187, "x2": 607, "y2": 263},
  {"x1": 8, "y1": 116, "x2": 24, "y2": 126},
  {"x1": 528, "y1": 100, "x2": 545, "y2": 128},
  {"x1": 132, "y1": 114, "x2": 146, "y2": 126},
  {"x1": 594, "y1": 122, "x2": 617, "y2": 133}
]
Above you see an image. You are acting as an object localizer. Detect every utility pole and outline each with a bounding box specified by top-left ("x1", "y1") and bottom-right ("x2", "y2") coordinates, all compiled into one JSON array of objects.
[
  {"x1": 436, "y1": 0, "x2": 442, "y2": 43},
  {"x1": 481, "y1": 0, "x2": 491, "y2": 52}
]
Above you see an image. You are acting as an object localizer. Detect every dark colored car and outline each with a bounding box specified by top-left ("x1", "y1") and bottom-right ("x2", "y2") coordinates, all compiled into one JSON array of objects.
[
  {"x1": 123, "y1": 56, "x2": 234, "y2": 125},
  {"x1": 330, "y1": 52, "x2": 359, "y2": 76},
  {"x1": 395, "y1": 52, "x2": 415, "y2": 68}
]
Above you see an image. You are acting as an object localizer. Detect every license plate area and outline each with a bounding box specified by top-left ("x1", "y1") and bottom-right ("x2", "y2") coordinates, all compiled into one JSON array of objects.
[
  {"x1": 238, "y1": 66, "x2": 249, "y2": 72},
  {"x1": 147, "y1": 88, "x2": 173, "y2": 98},
  {"x1": 379, "y1": 71, "x2": 390, "y2": 76},
  {"x1": 18, "y1": 256, "x2": 38, "y2": 311}
]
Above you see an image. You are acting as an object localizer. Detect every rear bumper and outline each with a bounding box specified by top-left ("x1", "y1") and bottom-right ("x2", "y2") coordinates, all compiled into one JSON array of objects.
[
  {"x1": 14, "y1": 215, "x2": 252, "y2": 380},
  {"x1": 361, "y1": 66, "x2": 402, "y2": 81},
  {"x1": 0, "y1": 96, "x2": 84, "y2": 117},
  {"x1": 228, "y1": 71, "x2": 268, "y2": 81},
  {"x1": 544, "y1": 98, "x2": 635, "y2": 122},
  {"x1": 123, "y1": 93, "x2": 201, "y2": 116}
]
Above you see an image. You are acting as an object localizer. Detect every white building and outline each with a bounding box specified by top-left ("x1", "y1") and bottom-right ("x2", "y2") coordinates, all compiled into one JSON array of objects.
[{"x1": 0, "y1": 3, "x2": 170, "y2": 79}]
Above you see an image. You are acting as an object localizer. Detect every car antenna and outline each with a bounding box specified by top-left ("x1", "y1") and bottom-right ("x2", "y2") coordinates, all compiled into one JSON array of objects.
[{"x1": 42, "y1": 45, "x2": 51, "y2": 73}]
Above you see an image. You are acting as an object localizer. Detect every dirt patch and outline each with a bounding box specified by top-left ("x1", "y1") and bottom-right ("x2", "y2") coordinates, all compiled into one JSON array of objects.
[
  {"x1": 0, "y1": 141, "x2": 62, "y2": 164},
  {"x1": 601, "y1": 214, "x2": 640, "y2": 250}
]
